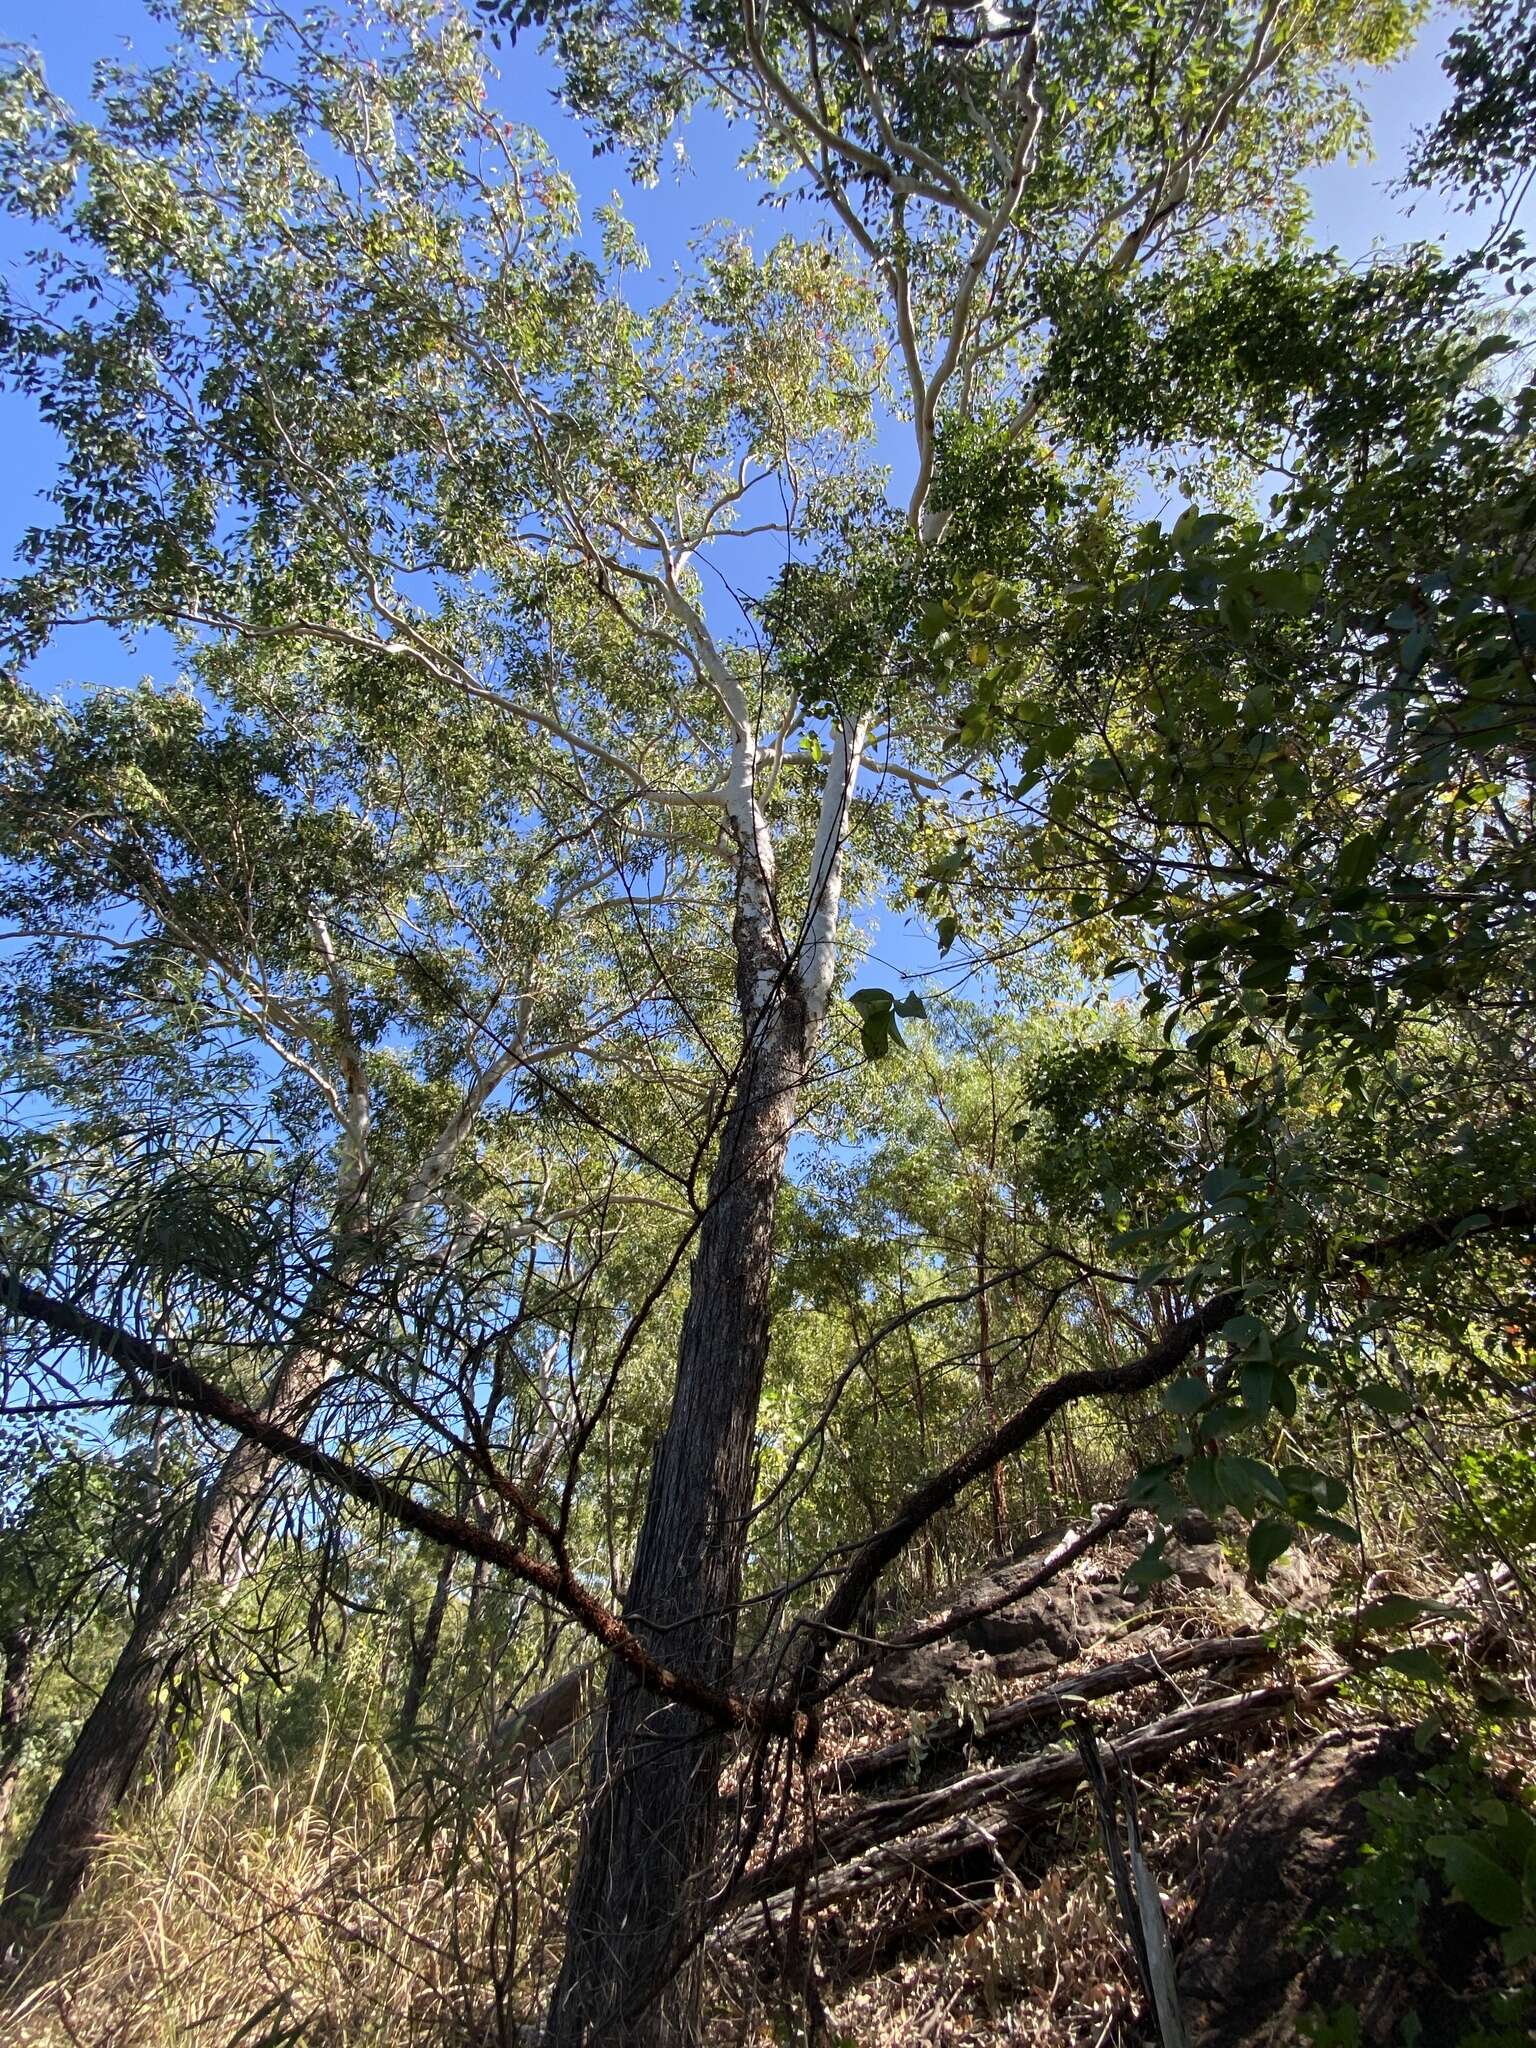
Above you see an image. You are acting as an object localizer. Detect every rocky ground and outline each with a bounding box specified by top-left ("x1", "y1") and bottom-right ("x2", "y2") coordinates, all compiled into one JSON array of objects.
[{"x1": 699, "y1": 1511, "x2": 1530, "y2": 2047}]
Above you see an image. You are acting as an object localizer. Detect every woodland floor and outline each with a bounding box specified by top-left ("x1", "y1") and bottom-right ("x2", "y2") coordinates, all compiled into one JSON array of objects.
[{"x1": 2, "y1": 1519, "x2": 1530, "y2": 2048}]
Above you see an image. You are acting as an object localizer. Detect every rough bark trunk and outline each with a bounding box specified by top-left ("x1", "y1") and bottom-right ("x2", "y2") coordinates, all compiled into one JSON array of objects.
[
  {"x1": 2, "y1": 1335, "x2": 334, "y2": 1924},
  {"x1": 1, "y1": 1612, "x2": 163, "y2": 1922},
  {"x1": 976, "y1": 1232, "x2": 1010, "y2": 1557},
  {"x1": 0, "y1": 1621, "x2": 37, "y2": 1839},
  {"x1": 545, "y1": 985, "x2": 809, "y2": 2047},
  {"x1": 397, "y1": 1548, "x2": 456, "y2": 1745}
]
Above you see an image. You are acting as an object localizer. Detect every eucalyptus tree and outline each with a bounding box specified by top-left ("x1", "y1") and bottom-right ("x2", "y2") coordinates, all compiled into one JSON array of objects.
[
  {"x1": 0, "y1": 611, "x2": 677, "y2": 1912},
  {"x1": 0, "y1": 0, "x2": 1441, "y2": 2035},
  {"x1": 496, "y1": 2, "x2": 1432, "y2": 2034},
  {"x1": 0, "y1": 0, "x2": 890, "y2": 1944}
]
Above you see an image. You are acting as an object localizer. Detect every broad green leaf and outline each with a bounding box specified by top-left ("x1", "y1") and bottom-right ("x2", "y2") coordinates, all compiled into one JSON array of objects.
[
  {"x1": 1304, "y1": 1511, "x2": 1362, "y2": 1545},
  {"x1": 1216, "y1": 1454, "x2": 1288, "y2": 1513},
  {"x1": 848, "y1": 987, "x2": 916, "y2": 1059},
  {"x1": 1248, "y1": 1519, "x2": 1295, "y2": 1582},
  {"x1": 1359, "y1": 1383, "x2": 1414, "y2": 1417},
  {"x1": 1162, "y1": 1374, "x2": 1210, "y2": 1417},
  {"x1": 1380, "y1": 1646, "x2": 1449, "y2": 1684},
  {"x1": 1279, "y1": 1464, "x2": 1347, "y2": 1510},
  {"x1": 1356, "y1": 1595, "x2": 1473, "y2": 1632},
  {"x1": 1201, "y1": 1402, "x2": 1246, "y2": 1441},
  {"x1": 1123, "y1": 1536, "x2": 1174, "y2": 1589},
  {"x1": 1427, "y1": 1836, "x2": 1525, "y2": 1929},
  {"x1": 1186, "y1": 1457, "x2": 1227, "y2": 1520},
  {"x1": 1129, "y1": 1461, "x2": 1182, "y2": 1517},
  {"x1": 1221, "y1": 1312, "x2": 1271, "y2": 1357},
  {"x1": 1240, "y1": 1360, "x2": 1277, "y2": 1422}
]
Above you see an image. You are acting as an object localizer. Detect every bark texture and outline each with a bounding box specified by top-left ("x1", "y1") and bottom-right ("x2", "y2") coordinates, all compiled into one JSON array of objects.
[
  {"x1": 545, "y1": 984, "x2": 809, "y2": 2047},
  {"x1": 2, "y1": 1337, "x2": 333, "y2": 1923},
  {"x1": 0, "y1": 1621, "x2": 37, "y2": 1837},
  {"x1": 976, "y1": 1233, "x2": 1010, "y2": 1556},
  {"x1": 397, "y1": 1549, "x2": 457, "y2": 1744}
]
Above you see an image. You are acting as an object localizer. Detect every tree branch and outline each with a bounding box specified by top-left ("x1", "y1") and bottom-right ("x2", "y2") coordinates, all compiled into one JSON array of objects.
[{"x1": 0, "y1": 1269, "x2": 755, "y2": 1732}]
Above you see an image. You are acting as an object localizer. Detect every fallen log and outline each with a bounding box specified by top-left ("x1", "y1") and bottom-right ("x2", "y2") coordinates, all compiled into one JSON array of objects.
[
  {"x1": 718, "y1": 1672, "x2": 1342, "y2": 1946},
  {"x1": 817, "y1": 1505, "x2": 1136, "y2": 1702},
  {"x1": 490, "y1": 1662, "x2": 595, "y2": 1774},
  {"x1": 816, "y1": 1632, "x2": 1274, "y2": 1795}
]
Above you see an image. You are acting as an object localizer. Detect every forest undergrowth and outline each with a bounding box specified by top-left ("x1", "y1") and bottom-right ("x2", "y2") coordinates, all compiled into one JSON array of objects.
[
  {"x1": 2, "y1": 0, "x2": 1535, "y2": 2040},
  {"x1": 5, "y1": 1479, "x2": 1532, "y2": 2048}
]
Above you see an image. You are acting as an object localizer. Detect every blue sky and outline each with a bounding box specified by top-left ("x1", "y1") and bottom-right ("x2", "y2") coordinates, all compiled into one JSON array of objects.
[
  {"x1": 0, "y1": 3, "x2": 1499, "y2": 684},
  {"x1": 0, "y1": 1, "x2": 1515, "y2": 995}
]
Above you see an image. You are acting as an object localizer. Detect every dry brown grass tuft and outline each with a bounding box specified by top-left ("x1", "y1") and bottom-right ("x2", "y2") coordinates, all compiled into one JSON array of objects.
[
  {"x1": 819, "y1": 1858, "x2": 1135, "y2": 2048},
  {"x1": 1, "y1": 1715, "x2": 570, "y2": 2048}
]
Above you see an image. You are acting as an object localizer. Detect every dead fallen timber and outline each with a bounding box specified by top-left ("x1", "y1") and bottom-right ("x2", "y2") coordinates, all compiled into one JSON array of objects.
[
  {"x1": 813, "y1": 1631, "x2": 1277, "y2": 1795},
  {"x1": 715, "y1": 1670, "x2": 1344, "y2": 1951}
]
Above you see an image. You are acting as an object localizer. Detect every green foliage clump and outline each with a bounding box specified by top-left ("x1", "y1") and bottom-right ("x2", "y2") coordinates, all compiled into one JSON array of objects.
[
  {"x1": 1305, "y1": 1746, "x2": 1536, "y2": 2047},
  {"x1": 1448, "y1": 1431, "x2": 1536, "y2": 1564}
]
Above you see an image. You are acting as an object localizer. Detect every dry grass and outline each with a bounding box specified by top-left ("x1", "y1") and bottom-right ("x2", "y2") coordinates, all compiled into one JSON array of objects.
[
  {"x1": 7, "y1": 1521, "x2": 1525, "y2": 2048},
  {"x1": 1, "y1": 1714, "x2": 571, "y2": 2048},
  {"x1": 824, "y1": 1859, "x2": 1134, "y2": 2048}
]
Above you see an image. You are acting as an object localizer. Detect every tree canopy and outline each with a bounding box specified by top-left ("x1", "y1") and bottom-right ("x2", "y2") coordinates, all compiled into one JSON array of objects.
[{"x1": 0, "y1": 2, "x2": 1534, "y2": 2044}]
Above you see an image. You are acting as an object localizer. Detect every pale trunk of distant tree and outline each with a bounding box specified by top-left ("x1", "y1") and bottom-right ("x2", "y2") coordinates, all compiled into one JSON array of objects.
[
  {"x1": 977, "y1": 1230, "x2": 1010, "y2": 1557},
  {"x1": 908, "y1": 1321, "x2": 939, "y2": 1600}
]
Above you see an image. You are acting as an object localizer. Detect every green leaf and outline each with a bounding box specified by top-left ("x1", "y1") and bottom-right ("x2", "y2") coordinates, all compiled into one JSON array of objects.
[
  {"x1": 1162, "y1": 1374, "x2": 1210, "y2": 1417},
  {"x1": 1240, "y1": 1360, "x2": 1277, "y2": 1422},
  {"x1": 1186, "y1": 1457, "x2": 1227, "y2": 1520},
  {"x1": 861, "y1": 1013, "x2": 897, "y2": 1057},
  {"x1": 1449, "y1": 1211, "x2": 1492, "y2": 1242},
  {"x1": 1356, "y1": 1595, "x2": 1473, "y2": 1632},
  {"x1": 1470, "y1": 333, "x2": 1518, "y2": 365},
  {"x1": 1202, "y1": 1164, "x2": 1262, "y2": 1207},
  {"x1": 1248, "y1": 565, "x2": 1320, "y2": 614},
  {"x1": 848, "y1": 986, "x2": 921, "y2": 1059},
  {"x1": 1128, "y1": 1460, "x2": 1182, "y2": 1517},
  {"x1": 1123, "y1": 1536, "x2": 1173, "y2": 1589},
  {"x1": 1380, "y1": 1646, "x2": 1450, "y2": 1684},
  {"x1": 1188, "y1": 1015, "x2": 1240, "y2": 1060},
  {"x1": 1334, "y1": 830, "x2": 1380, "y2": 891},
  {"x1": 1279, "y1": 1464, "x2": 1347, "y2": 1510},
  {"x1": 1305, "y1": 1511, "x2": 1362, "y2": 1545},
  {"x1": 1172, "y1": 508, "x2": 1230, "y2": 550},
  {"x1": 1216, "y1": 1453, "x2": 1288, "y2": 1515},
  {"x1": 848, "y1": 988, "x2": 894, "y2": 1020},
  {"x1": 1248, "y1": 1519, "x2": 1295, "y2": 1582},
  {"x1": 1222, "y1": 1312, "x2": 1271, "y2": 1357},
  {"x1": 1427, "y1": 1836, "x2": 1525, "y2": 1929},
  {"x1": 1201, "y1": 1402, "x2": 1246, "y2": 1441},
  {"x1": 1360, "y1": 1383, "x2": 1414, "y2": 1417}
]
